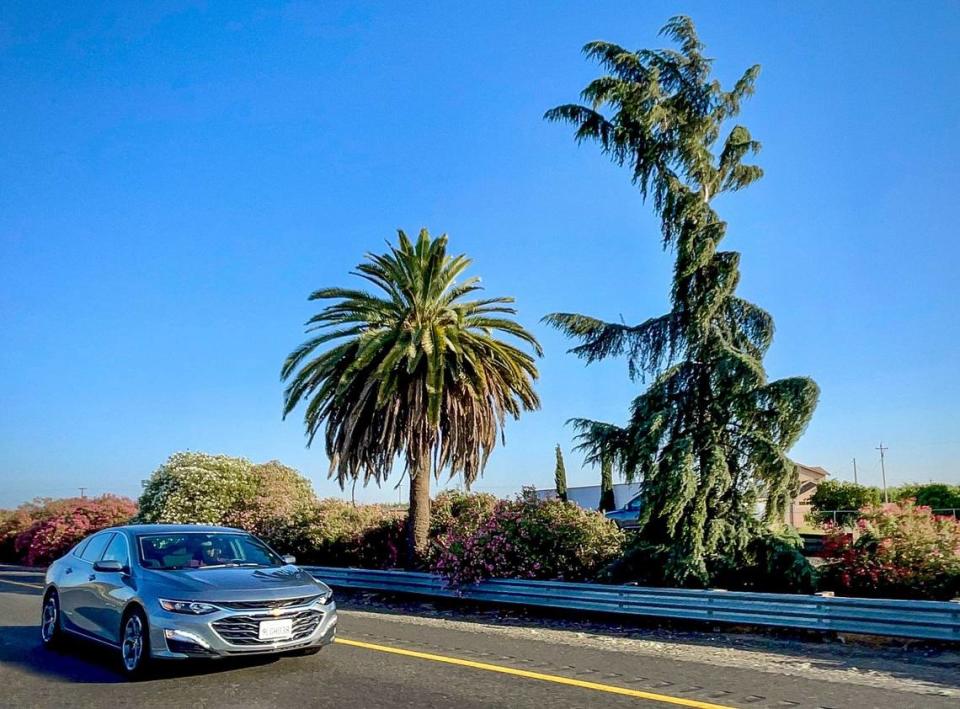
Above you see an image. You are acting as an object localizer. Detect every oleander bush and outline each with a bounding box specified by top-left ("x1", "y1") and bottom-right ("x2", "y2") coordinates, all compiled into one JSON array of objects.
[
  {"x1": 137, "y1": 452, "x2": 317, "y2": 539},
  {"x1": 2, "y1": 496, "x2": 132, "y2": 563},
  {"x1": 431, "y1": 489, "x2": 625, "y2": 585},
  {"x1": 224, "y1": 459, "x2": 317, "y2": 540},
  {"x1": 10, "y1": 495, "x2": 138, "y2": 566},
  {"x1": 268, "y1": 491, "x2": 498, "y2": 569},
  {"x1": 266, "y1": 498, "x2": 407, "y2": 567},
  {"x1": 428, "y1": 490, "x2": 498, "y2": 545},
  {"x1": 0, "y1": 501, "x2": 46, "y2": 561},
  {"x1": 137, "y1": 452, "x2": 261, "y2": 525},
  {"x1": 819, "y1": 501, "x2": 960, "y2": 600}
]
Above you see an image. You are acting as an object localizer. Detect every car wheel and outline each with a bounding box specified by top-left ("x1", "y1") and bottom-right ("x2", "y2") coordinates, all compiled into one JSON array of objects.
[
  {"x1": 119, "y1": 608, "x2": 151, "y2": 680},
  {"x1": 40, "y1": 590, "x2": 63, "y2": 649}
]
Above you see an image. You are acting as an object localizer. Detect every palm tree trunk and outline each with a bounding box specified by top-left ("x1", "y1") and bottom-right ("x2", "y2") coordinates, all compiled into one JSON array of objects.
[{"x1": 407, "y1": 460, "x2": 431, "y2": 567}]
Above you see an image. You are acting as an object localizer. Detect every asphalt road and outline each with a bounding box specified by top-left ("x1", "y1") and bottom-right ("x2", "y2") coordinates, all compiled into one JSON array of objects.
[{"x1": 0, "y1": 566, "x2": 955, "y2": 709}]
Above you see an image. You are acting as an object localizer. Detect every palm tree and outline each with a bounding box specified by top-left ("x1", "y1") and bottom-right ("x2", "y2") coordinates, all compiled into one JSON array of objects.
[{"x1": 281, "y1": 229, "x2": 541, "y2": 562}]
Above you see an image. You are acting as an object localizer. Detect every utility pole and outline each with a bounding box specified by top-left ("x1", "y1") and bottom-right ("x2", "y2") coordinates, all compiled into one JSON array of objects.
[
  {"x1": 78, "y1": 487, "x2": 87, "y2": 499},
  {"x1": 852, "y1": 458, "x2": 858, "y2": 484},
  {"x1": 876, "y1": 442, "x2": 889, "y2": 502}
]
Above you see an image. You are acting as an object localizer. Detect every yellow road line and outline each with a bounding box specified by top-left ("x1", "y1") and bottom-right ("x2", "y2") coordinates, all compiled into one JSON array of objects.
[
  {"x1": 335, "y1": 637, "x2": 734, "y2": 708},
  {"x1": 0, "y1": 578, "x2": 43, "y2": 590}
]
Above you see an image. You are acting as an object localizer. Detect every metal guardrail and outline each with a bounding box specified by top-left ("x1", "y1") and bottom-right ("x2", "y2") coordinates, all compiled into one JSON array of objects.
[{"x1": 305, "y1": 566, "x2": 960, "y2": 642}]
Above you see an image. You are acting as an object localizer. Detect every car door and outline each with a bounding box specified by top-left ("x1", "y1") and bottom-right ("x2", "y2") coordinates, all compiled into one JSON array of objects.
[
  {"x1": 88, "y1": 532, "x2": 135, "y2": 643},
  {"x1": 59, "y1": 531, "x2": 113, "y2": 636}
]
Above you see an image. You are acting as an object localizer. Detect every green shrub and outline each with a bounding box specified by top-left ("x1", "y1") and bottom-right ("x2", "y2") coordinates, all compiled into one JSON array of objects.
[
  {"x1": 819, "y1": 500, "x2": 960, "y2": 600},
  {"x1": 714, "y1": 528, "x2": 817, "y2": 593},
  {"x1": 809, "y1": 480, "x2": 882, "y2": 526},
  {"x1": 432, "y1": 489, "x2": 625, "y2": 585},
  {"x1": 892, "y1": 483, "x2": 960, "y2": 512},
  {"x1": 604, "y1": 528, "x2": 816, "y2": 593},
  {"x1": 599, "y1": 539, "x2": 673, "y2": 586}
]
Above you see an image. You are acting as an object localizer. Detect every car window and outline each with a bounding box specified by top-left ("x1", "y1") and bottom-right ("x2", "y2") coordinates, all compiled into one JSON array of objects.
[
  {"x1": 627, "y1": 496, "x2": 642, "y2": 510},
  {"x1": 137, "y1": 532, "x2": 283, "y2": 570},
  {"x1": 101, "y1": 533, "x2": 129, "y2": 568},
  {"x1": 73, "y1": 537, "x2": 92, "y2": 558},
  {"x1": 79, "y1": 533, "x2": 113, "y2": 562}
]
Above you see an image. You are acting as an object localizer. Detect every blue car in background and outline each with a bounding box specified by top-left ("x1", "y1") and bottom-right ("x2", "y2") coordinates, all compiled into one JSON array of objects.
[{"x1": 604, "y1": 494, "x2": 642, "y2": 529}]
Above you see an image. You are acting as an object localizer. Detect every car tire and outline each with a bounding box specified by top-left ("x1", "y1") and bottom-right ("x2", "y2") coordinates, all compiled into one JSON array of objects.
[
  {"x1": 40, "y1": 590, "x2": 63, "y2": 649},
  {"x1": 119, "y1": 607, "x2": 151, "y2": 680}
]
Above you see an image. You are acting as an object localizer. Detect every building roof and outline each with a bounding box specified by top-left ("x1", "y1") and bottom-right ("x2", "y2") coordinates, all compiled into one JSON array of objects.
[{"x1": 796, "y1": 464, "x2": 829, "y2": 480}]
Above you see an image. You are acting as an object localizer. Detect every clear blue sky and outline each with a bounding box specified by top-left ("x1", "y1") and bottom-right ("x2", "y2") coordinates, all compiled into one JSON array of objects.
[{"x1": 2, "y1": 2, "x2": 959, "y2": 507}]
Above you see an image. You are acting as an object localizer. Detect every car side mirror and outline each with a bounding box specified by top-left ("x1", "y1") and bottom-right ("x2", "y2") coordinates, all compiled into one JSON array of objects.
[
  {"x1": 93, "y1": 559, "x2": 125, "y2": 573},
  {"x1": 282, "y1": 555, "x2": 296, "y2": 565}
]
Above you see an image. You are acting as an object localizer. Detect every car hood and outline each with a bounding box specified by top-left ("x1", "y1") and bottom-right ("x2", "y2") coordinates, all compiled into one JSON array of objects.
[{"x1": 142, "y1": 565, "x2": 326, "y2": 601}]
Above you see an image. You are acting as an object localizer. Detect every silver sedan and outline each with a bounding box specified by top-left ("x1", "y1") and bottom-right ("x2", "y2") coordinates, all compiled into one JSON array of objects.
[{"x1": 40, "y1": 524, "x2": 338, "y2": 678}]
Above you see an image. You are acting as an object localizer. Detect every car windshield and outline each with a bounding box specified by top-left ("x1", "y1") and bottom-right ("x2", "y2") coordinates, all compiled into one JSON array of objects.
[{"x1": 137, "y1": 532, "x2": 283, "y2": 570}]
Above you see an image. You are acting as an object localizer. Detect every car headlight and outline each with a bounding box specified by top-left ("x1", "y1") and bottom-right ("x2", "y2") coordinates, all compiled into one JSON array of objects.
[
  {"x1": 316, "y1": 585, "x2": 333, "y2": 604},
  {"x1": 159, "y1": 599, "x2": 219, "y2": 614}
]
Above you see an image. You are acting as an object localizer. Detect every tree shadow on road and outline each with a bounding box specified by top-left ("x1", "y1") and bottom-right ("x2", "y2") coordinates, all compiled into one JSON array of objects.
[
  {"x1": 0, "y1": 627, "x2": 281, "y2": 684},
  {"x1": 0, "y1": 566, "x2": 45, "y2": 596}
]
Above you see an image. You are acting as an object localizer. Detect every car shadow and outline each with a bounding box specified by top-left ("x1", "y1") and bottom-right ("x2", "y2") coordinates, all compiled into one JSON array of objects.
[{"x1": 0, "y1": 626, "x2": 281, "y2": 683}]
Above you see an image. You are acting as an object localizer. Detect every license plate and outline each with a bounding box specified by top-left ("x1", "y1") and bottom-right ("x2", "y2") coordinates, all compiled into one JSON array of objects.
[{"x1": 258, "y1": 618, "x2": 293, "y2": 641}]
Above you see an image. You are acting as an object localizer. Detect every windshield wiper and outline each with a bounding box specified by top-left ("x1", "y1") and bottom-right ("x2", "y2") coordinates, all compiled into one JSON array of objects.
[{"x1": 197, "y1": 562, "x2": 263, "y2": 569}]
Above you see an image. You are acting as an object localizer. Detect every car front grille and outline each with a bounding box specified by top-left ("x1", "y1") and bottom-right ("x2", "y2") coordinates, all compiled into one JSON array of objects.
[
  {"x1": 211, "y1": 610, "x2": 323, "y2": 646},
  {"x1": 215, "y1": 595, "x2": 319, "y2": 610}
]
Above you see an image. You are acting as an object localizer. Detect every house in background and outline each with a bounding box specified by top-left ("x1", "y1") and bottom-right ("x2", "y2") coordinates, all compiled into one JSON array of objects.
[
  {"x1": 786, "y1": 463, "x2": 830, "y2": 527},
  {"x1": 536, "y1": 482, "x2": 640, "y2": 510}
]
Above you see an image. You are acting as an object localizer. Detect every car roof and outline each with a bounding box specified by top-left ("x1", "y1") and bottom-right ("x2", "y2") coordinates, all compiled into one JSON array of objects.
[{"x1": 107, "y1": 524, "x2": 248, "y2": 535}]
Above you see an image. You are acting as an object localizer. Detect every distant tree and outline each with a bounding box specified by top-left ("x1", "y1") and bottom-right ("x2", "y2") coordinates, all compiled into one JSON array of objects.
[
  {"x1": 809, "y1": 480, "x2": 882, "y2": 526},
  {"x1": 599, "y1": 455, "x2": 616, "y2": 512},
  {"x1": 544, "y1": 16, "x2": 819, "y2": 585},
  {"x1": 893, "y1": 483, "x2": 960, "y2": 511},
  {"x1": 554, "y1": 445, "x2": 568, "y2": 502},
  {"x1": 281, "y1": 229, "x2": 541, "y2": 563}
]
